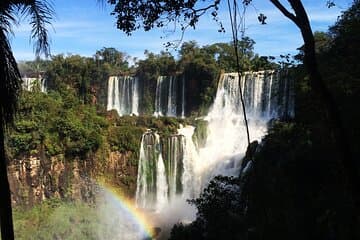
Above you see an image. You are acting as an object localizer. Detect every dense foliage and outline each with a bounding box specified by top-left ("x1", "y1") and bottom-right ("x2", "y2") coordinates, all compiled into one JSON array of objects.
[{"x1": 7, "y1": 90, "x2": 107, "y2": 159}]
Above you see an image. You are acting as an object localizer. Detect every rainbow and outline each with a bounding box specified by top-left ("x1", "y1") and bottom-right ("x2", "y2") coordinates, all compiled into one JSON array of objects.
[{"x1": 97, "y1": 180, "x2": 154, "y2": 239}]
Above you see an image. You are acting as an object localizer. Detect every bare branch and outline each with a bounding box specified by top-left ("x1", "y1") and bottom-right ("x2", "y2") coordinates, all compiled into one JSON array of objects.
[{"x1": 270, "y1": 0, "x2": 300, "y2": 27}]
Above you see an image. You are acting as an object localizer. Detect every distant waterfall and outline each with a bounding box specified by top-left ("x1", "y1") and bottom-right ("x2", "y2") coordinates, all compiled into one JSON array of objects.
[
  {"x1": 136, "y1": 70, "x2": 294, "y2": 214},
  {"x1": 154, "y1": 76, "x2": 186, "y2": 117},
  {"x1": 181, "y1": 76, "x2": 186, "y2": 118},
  {"x1": 22, "y1": 77, "x2": 47, "y2": 93},
  {"x1": 40, "y1": 78, "x2": 47, "y2": 93},
  {"x1": 154, "y1": 76, "x2": 165, "y2": 117},
  {"x1": 23, "y1": 78, "x2": 36, "y2": 91},
  {"x1": 107, "y1": 76, "x2": 139, "y2": 116},
  {"x1": 167, "y1": 76, "x2": 177, "y2": 117},
  {"x1": 212, "y1": 71, "x2": 294, "y2": 120}
]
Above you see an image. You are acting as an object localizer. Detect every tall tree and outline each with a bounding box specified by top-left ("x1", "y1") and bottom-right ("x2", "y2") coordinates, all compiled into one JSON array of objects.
[{"x1": 0, "y1": 1, "x2": 53, "y2": 239}]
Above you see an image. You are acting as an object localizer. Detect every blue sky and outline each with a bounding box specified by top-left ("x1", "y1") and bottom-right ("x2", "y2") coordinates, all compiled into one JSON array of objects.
[{"x1": 11, "y1": 0, "x2": 353, "y2": 61}]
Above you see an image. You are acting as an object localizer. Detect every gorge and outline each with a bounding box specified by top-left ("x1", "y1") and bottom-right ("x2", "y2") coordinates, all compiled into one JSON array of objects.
[
  {"x1": 9, "y1": 69, "x2": 293, "y2": 239},
  {"x1": 11, "y1": 67, "x2": 295, "y2": 239}
]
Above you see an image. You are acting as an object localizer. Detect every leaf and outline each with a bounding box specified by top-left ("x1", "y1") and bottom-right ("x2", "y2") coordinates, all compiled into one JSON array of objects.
[{"x1": 257, "y1": 13, "x2": 267, "y2": 25}]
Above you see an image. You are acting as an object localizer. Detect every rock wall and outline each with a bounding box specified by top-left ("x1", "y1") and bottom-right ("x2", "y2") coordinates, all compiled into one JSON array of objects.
[
  {"x1": 96, "y1": 151, "x2": 138, "y2": 197},
  {"x1": 7, "y1": 151, "x2": 138, "y2": 206}
]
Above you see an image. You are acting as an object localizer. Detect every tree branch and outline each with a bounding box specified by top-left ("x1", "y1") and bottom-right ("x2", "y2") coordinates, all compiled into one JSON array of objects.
[{"x1": 269, "y1": 0, "x2": 300, "y2": 27}]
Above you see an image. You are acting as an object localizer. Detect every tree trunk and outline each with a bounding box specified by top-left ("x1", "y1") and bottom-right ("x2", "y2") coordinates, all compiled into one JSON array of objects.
[{"x1": 0, "y1": 122, "x2": 14, "y2": 239}]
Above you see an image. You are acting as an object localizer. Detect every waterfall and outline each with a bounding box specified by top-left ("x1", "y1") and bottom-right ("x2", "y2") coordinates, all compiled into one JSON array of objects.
[
  {"x1": 136, "y1": 70, "x2": 294, "y2": 215},
  {"x1": 107, "y1": 76, "x2": 139, "y2": 116},
  {"x1": 181, "y1": 76, "x2": 186, "y2": 118},
  {"x1": 197, "y1": 71, "x2": 275, "y2": 185},
  {"x1": 22, "y1": 77, "x2": 47, "y2": 93},
  {"x1": 40, "y1": 78, "x2": 47, "y2": 93},
  {"x1": 167, "y1": 77, "x2": 177, "y2": 116},
  {"x1": 166, "y1": 135, "x2": 184, "y2": 199},
  {"x1": 107, "y1": 76, "x2": 115, "y2": 111},
  {"x1": 154, "y1": 76, "x2": 164, "y2": 117},
  {"x1": 131, "y1": 77, "x2": 139, "y2": 116},
  {"x1": 22, "y1": 77, "x2": 36, "y2": 91},
  {"x1": 156, "y1": 152, "x2": 168, "y2": 211},
  {"x1": 135, "y1": 130, "x2": 168, "y2": 210},
  {"x1": 178, "y1": 125, "x2": 199, "y2": 199},
  {"x1": 267, "y1": 73, "x2": 273, "y2": 118},
  {"x1": 154, "y1": 76, "x2": 185, "y2": 117},
  {"x1": 167, "y1": 77, "x2": 174, "y2": 116},
  {"x1": 114, "y1": 77, "x2": 120, "y2": 113}
]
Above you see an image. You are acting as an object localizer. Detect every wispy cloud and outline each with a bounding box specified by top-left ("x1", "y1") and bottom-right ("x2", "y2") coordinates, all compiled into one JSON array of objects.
[{"x1": 11, "y1": 0, "x2": 352, "y2": 61}]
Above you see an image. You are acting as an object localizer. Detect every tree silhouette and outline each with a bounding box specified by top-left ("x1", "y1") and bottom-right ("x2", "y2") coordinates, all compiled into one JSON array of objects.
[
  {"x1": 0, "y1": 1, "x2": 53, "y2": 239},
  {"x1": 269, "y1": 0, "x2": 359, "y2": 212}
]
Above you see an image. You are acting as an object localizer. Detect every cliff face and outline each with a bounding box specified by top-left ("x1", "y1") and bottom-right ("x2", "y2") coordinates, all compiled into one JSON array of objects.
[
  {"x1": 101, "y1": 151, "x2": 138, "y2": 197},
  {"x1": 7, "y1": 151, "x2": 138, "y2": 206}
]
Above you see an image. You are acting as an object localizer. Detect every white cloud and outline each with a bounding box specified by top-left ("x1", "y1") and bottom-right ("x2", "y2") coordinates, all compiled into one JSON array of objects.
[{"x1": 11, "y1": 0, "x2": 353, "y2": 61}]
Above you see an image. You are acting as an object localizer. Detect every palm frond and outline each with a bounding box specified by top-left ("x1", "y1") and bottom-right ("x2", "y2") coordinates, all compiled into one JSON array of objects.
[
  {"x1": 0, "y1": 29, "x2": 21, "y2": 126},
  {"x1": 21, "y1": 0, "x2": 54, "y2": 57},
  {"x1": 0, "y1": 4, "x2": 18, "y2": 35}
]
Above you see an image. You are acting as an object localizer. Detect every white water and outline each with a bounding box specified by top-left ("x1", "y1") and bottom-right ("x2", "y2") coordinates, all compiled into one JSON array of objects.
[
  {"x1": 181, "y1": 76, "x2": 186, "y2": 118},
  {"x1": 136, "y1": 130, "x2": 168, "y2": 210},
  {"x1": 178, "y1": 125, "x2": 200, "y2": 199},
  {"x1": 154, "y1": 76, "x2": 164, "y2": 117},
  {"x1": 197, "y1": 72, "x2": 271, "y2": 184},
  {"x1": 154, "y1": 76, "x2": 186, "y2": 117},
  {"x1": 167, "y1": 77, "x2": 176, "y2": 117},
  {"x1": 136, "y1": 71, "x2": 293, "y2": 227},
  {"x1": 156, "y1": 153, "x2": 168, "y2": 212},
  {"x1": 107, "y1": 76, "x2": 139, "y2": 116},
  {"x1": 22, "y1": 77, "x2": 47, "y2": 92}
]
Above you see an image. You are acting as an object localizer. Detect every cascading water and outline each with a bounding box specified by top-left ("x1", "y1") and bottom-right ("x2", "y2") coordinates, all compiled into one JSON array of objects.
[
  {"x1": 22, "y1": 77, "x2": 47, "y2": 92},
  {"x1": 154, "y1": 76, "x2": 186, "y2": 117},
  {"x1": 135, "y1": 130, "x2": 168, "y2": 211},
  {"x1": 167, "y1": 77, "x2": 177, "y2": 117},
  {"x1": 40, "y1": 78, "x2": 47, "y2": 93},
  {"x1": 23, "y1": 77, "x2": 36, "y2": 91},
  {"x1": 181, "y1": 76, "x2": 186, "y2": 118},
  {"x1": 177, "y1": 125, "x2": 199, "y2": 199},
  {"x1": 107, "y1": 76, "x2": 139, "y2": 116},
  {"x1": 196, "y1": 71, "x2": 283, "y2": 185},
  {"x1": 154, "y1": 76, "x2": 164, "y2": 117},
  {"x1": 136, "y1": 70, "x2": 293, "y2": 222},
  {"x1": 165, "y1": 135, "x2": 184, "y2": 199}
]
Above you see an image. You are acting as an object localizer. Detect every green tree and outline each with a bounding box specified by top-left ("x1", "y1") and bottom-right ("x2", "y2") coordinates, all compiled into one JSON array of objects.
[
  {"x1": 95, "y1": 47, "x2": 130, "y2": 74},
  {"x1": 177, "y1": 41, "x2": 219, "y2": 114},
  {"x1": 0, "y1": 1, "x2": 53, "y2": 238},
  {"x1": 45, "y1": 53, "x2": 113, "y2": 105}
]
